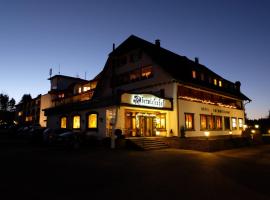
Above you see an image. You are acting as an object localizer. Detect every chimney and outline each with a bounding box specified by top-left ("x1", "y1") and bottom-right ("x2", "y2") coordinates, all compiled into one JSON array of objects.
[
  {"x1": 155, "y1": 39, "x2": 160, "y2": 47},
  {"x1": 235, "y1": 81, "x2": 241, "y2": 92},
  {"x1": 195, "y1": 57, "x2": 199, "y2": 64},
  {"x1": 113, "y1": 43, "x2": 115, "y2": 51}
]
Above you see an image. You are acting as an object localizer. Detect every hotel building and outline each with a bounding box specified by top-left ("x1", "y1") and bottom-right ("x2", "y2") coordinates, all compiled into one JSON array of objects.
[{"x1": 45, "y1": 35, "x2": 250, "y2": 138}]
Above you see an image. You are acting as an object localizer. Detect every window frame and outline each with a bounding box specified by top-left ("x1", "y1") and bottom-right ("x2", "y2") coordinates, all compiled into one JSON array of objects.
[
  {"x1": 72, "y1": 114, "x2": 81, "y2": 130},
  {"x1": 232, "y1": 117, "x2": 237, "y2": 130},
  {"x1": 185, "y1": 113, "x2": 195, "y2": 131},
  {"x1": 60, "y1": 116, "x2": 68, "y2": 129},
  {"x1": 86, "y1": 112, "x2": 99, "y2": 131},
  {"x1": 238, "y1": 118, "x2": 243, "y2": 130}
]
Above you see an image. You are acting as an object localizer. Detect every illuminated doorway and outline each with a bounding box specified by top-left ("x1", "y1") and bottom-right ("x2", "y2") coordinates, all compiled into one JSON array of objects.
[{"x1": 125, "y1": 110, "x2": 166, "y2": 137}]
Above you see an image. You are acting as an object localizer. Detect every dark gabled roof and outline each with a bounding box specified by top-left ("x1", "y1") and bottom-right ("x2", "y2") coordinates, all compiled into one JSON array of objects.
[{"x1": 110, "y1": 35, "x2": 250, "y2": 101}]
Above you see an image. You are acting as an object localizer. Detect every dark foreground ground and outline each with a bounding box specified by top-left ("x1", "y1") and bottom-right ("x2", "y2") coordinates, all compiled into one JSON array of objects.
[{"x1": 1, "y1": 133, "x2": 270, "y2": 200}]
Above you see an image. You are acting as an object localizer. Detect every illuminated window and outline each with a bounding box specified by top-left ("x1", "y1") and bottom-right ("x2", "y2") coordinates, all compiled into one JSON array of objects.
[
  {"x1": 83, "y1": 86, "x2": 90, "y2": 92},
  {"x1": 88, "y1": 113, "x2": 98, "y2": 129},
  {"x1": 208, "y1": 115, "x2": 214, "y2": 130},
  {"x1": 58, "y1": 93, "x2": 65, "y2": 98},
  {"x1": 224, "y1": 117, "x2": 230, "y2": 130},
  {"x1": 214, "y1": 79, "x2": 217, "y2": 85},
  {"x1": 78, "y1": 87, "x2": 82, "y2": 93},
  {"x1": 73, "y1": 115, "x2": 80, "y2": 129},
  {"x1": 156, "y1": 114, "x2": 166, "y2": 129},
  {"x1": 215, "y1": 116, "x2": 222, "y2": 129},
  {"x1": 129, "y1": 69, "x2": 140, "y2": 81},
  {"x1": 141, "y1": 66, "x2": 153, "y2": 79},
  {"x1": 60, "y1": 117, "x2": 67, "y2": 128},
  {"x1": 185, "y1": 113, "x2": 194, "y2": 130},
  {"x1": 18, "y1": 111, "x2": 23, "y2": 116},
  {"x1": 238, "y1": 118, "x2": 243, "y2": 129},
  {"x1": 200, "y1": 115, "x2": 207, "y2": 130},
  {"x1": 232, "y1": 117, "x2": 237, "y2": 130},
  {"x1": 192, "y1": 70, "x2": 196, "y2": 79},
  {"x1": 219, "y1": 80, "x2": 222, "y2": 87},
  {"x1": 25, "y1": 116, "x2": 33, "y2": 122}
]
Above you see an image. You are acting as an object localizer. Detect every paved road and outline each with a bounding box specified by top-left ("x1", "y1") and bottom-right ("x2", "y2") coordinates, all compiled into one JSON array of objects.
[{"x1": 1, "y1": 134, "x2": 270, "y2": 200}]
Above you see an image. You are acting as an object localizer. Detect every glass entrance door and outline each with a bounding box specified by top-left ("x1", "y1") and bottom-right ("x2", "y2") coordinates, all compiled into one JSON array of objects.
[{"x1": 139, "y1": 116, "x2": 154, "y2": 137}]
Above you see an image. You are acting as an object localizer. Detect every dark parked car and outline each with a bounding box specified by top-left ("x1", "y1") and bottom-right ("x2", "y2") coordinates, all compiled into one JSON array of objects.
[
  {"x1": 43, "y1": 128, "x2": 72, "y2": 145},
  {"x1": 56, "y1": 131, "x2": 81, "y2": 149}
]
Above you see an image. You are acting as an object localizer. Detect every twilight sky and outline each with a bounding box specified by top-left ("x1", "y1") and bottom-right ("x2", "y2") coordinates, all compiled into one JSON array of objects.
[{"x1": 0, "y1": 0, "x2": 269, "y2": 119}]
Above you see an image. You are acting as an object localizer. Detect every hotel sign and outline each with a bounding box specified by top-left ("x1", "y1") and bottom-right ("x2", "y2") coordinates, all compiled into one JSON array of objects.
[{"x1": 121, "y1": 93, "x2": 172, "y2": 110}]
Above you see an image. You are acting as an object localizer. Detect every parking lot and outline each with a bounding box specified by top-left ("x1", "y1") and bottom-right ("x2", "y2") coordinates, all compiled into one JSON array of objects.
[{"x1": 1, "y1": 132, "x2": 270, "y2": 200}]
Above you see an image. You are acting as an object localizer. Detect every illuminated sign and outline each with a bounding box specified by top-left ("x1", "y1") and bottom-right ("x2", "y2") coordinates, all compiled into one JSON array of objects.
[{"x1": 131, "y1": 94, "x2": 164, "y2": 108}]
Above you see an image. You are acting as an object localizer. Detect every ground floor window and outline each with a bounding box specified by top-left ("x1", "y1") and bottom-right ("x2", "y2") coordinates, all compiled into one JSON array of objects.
[
  {"x1": 232, "y1": 117, "x2": 237, "y2": 130},
  {"x1": 73, "y1": 115, "x2": 80, "y2": 129},
  {"x1": 156, "y1": 113, "x2": 166, "y2": 130},
  {"x1": 238, "y1": 118, "x2": 243, "y2": 130},
  {"x1": 60, "y1": 116, "x2": 67, "y2": 128},
  {"x1": 87, "y1": 113, "x2": 98, "y2": 129},
  {"x1": 200, "y1": 114, "x2": 223, "y2": 130},
  {"x1": 185, "y1": 113, "x2": 194, "y2": 130},
  {"x1": 224, "y1": 117, "x2": 230, "y2": 130}
]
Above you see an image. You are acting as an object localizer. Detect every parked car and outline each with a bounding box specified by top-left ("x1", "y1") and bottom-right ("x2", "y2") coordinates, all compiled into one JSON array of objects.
[
  {"x1": 29, "y1": 127, "x2": 47, "y2": 144},
  {"x1": 43, "y1": 128, "x2": 71, "y2": 145},
  {"x1": 56, "y1": 131, "x2": 81, "y2": 149}
]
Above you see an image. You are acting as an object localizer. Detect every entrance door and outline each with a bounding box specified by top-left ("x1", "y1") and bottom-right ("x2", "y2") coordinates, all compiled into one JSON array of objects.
[{"x1": 139, "y1": 116, "x2": 155, "y2": 137}]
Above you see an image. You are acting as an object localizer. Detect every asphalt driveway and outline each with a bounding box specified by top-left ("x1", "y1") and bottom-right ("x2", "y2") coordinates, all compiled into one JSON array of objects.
[{"x1": 1, "y1": 135, "x2": 270, "y2": 200}]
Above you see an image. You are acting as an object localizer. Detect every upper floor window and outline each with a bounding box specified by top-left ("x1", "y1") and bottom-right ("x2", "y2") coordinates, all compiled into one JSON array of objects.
[
  {"x1": 219, "y1": 80, "x2": 222, "y2": 87},
  {"x1": 88, "y1": 113, "x2": 98, "y2": 129},
  {"x1": 185, "y1": 113, "x2": 194, "y2": 130},
  {"x1": 214, "y1": 79, "x2": 217, "y2": 86},
  {"x1": 73, "y1": 115, "x2": 80, "y2": 129},
  {"x1": 141, "y1": 66, "x2": 153, "y2": 79},
  {"x1": 129, "y1": 69, "x2": 140, "y2": 81},
  {"x1": 60, "y1": 116, "x2": 67, "y2": 128},
  {"x1": 192, "y1": 70, "x2": 196, "y2": 79},
  {"x1": 200, "y1": 73, "x2": 205, "y2": 81}
]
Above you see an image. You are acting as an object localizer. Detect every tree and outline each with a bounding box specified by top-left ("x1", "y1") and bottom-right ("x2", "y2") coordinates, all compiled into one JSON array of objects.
[
  {"x1": 20, "y1": 94, "x2": 32, "y2": 104},
  {"x1": 0, "y1": 93, "x2": 9, "y2": 111},
  {"x1": 8, "y1": 98, "x2": 16, "y2": 111}
]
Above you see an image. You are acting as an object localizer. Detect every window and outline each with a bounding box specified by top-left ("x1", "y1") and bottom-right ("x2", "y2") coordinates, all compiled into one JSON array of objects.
[
  {"x1": 224, "y1": 117, "x2": 230, "y2": 130},
  {"x1": 192, "y1": 70, "x2": 196, "y2": 79},
  {"x1": 185, "y1": 113, "x2": 194, "y2": 130},
  {"x1": 78, "y1": 87, "x2": 82, "y2": 93},
  {"x1": 73, "y1": 115, "x2": 80, "y2": 129},
  {"x1": 219, "y1": 80, "x2": 222, "y2": 87},
  {"x1": 200, "y1": 115, "x2": 223, "y2": 130},
  {"x1": 214, "y1": 79, "x2": 217, "y2": 85},
  {"x1": 60, "y1": 117, "x2": 67, "y2": 128},
  {"x1": 141, "y1": 66, "x2": 153, "y2": 79},
  {"x1": 200, "y1": 73, "x2": 205, "y2": 81},
  {"x1": 215, "y1": 116, "x2": 222, "y2": 130},
  {"x1": 129, "y1": 69, "x2": 140, "y2": 81},
  {"x1": 88, "y1": 113, "x2": 98, "y2": 129},
  {"x1": 238, "y1": 118, "x2": 243, "y2": 130},
  {"x1": 200, "y1": 115, "x2": 207, "y2": 130},
  {"x1": 156, "y1": 114, "x2": 166, "y2": 129},
  {"x1": 232, "y1": 117, "x2": 237, "y2": 130}
]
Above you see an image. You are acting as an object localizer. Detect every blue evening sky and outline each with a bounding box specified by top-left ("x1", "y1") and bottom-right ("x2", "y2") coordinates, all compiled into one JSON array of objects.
[{"x1": 0, "y1": 0, "x2": 269, "y2": 119}]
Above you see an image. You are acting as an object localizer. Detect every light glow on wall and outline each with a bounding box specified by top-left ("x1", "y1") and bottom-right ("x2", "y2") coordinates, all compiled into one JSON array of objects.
[{"x1": 204, "y1": 131, "x2": 210, "y2": 137}]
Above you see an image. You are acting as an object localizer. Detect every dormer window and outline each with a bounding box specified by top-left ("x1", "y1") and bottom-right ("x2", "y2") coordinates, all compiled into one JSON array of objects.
[
  {"x1": 219, "y1": 80, "x2": 222, "y2": 87},
  {"x1": 192, "y1": 70, "x2": 196, "y2": 79},
  {"x1": 214, "y1": 79, "x2": 217, "y2": 85},
  {"x1": 200, "y1": 73, "x2": 204, "y2": 81}
]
